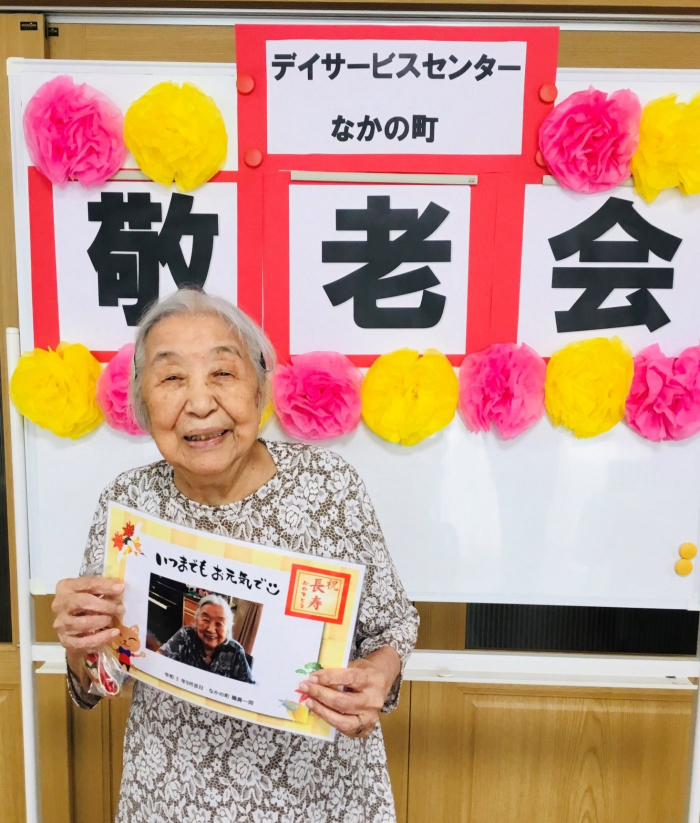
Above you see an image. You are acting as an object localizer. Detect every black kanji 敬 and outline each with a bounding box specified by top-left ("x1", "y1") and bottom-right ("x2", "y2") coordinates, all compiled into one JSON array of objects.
[
  {"x1": 549, "y1": 196, "x2": 682, "y2": 333},
  {"x1": 87, "y1": 192, "x2": 218, "y2": 326},
  {"x1": 322, "y1": 195, "x2": 450, "y2": 328}
]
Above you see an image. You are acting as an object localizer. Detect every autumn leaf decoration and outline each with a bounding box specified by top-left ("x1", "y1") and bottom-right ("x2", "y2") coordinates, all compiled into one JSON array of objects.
[{"x1": 112, "y1": 522, "x2": 142, "y2": 557}]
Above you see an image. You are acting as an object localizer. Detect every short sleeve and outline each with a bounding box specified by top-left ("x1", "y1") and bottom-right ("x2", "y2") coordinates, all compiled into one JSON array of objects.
[
  {"x1": 67, "y1": 486, "x2": 112, "y2": 710},
  {"x1": 338, "y1": 464, "x2": 419, "y2": 713}
]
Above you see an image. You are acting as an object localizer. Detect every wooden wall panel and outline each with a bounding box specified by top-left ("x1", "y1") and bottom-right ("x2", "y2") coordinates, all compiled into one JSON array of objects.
[
  {"x1": 381, "y1": 685, "x2": 412, "y2": 823},
  {"x1": 36, "y1": 672, "x2": 72, "y2": 823},
  {"x1": 48, "y1": 23, "x2": 235, "y2": 62},
  {"x1": 408, "y1": 682, "x2": 693, "y2": 823},
  {"x1": 0, "y1": 648, "x2": 25, "y2": 823},
  {"x1": 559, "y1": 31, "x2": 700, "y2": 69}
]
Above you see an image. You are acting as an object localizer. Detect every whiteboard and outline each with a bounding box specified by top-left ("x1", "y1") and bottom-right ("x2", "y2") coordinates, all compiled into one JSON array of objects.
[{"x1": 9, "y1": 61, "x2": 700, "y2": 607}]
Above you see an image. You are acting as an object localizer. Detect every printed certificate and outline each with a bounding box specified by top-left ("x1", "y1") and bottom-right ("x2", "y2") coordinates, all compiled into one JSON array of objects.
[{"x1": 103, "y1": 502, "x2": 365, "y2": 741}]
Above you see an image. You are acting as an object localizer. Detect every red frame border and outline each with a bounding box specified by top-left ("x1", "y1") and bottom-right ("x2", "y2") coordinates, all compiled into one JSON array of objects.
[
  {"x1": 27, "y1": 166, "x2": 263, "y2": 361},
  {"x1": 263, "y1": 171, "x2": 497, "y2": 366},
  {"x1": 236, "y1": 24, "x2": 559, "y2": 176},
  {"x1": 284, "y1": 563, "x2": 352, "y2": 625}
]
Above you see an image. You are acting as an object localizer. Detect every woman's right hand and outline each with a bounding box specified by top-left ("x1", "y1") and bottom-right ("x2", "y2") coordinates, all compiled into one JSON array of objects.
[{"x1": 52, "y1": 577, "x2": 125, "y2": 678}]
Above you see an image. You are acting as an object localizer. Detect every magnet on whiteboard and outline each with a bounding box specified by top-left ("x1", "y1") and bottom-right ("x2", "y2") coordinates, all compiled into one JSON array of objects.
[
  {"x1": 236, "y1": 75, "x2": 255, "y2": 95},
  {"x1": 680, "y1": 542, "x2": 698, "y2": 560},
  {"x1": 244, "y1": 148, "x2": 263, "y2": 168},
  {"x1": 436, "y1": 668, "x2": 454, "y2": 678},
  {"x1": 539, "y1": 83, "x2": 558, "y2": 103},
  {"x1": 675, "y1": 559, "x2": 694, "y2": 576}
]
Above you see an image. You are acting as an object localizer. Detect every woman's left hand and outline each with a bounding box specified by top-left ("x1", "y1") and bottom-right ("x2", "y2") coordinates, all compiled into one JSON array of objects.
[{"x1": 297, "y1": 646, "x2": 401, "y2": 739}]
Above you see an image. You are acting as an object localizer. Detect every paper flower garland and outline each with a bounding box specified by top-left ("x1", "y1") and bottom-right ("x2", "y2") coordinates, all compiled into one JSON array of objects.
[
  {"x1": 545, "y1": 337, "x2": 633, "y2": 438},
  {"x1": 124, "y1": 82, "x2": 227, "y2": 192},
  {"x1": 459, "y1": 343, "x2": 546, "y2": 440},
  {"x1": 625, "y1": 344, "x2": 700, "y2": 442},
  {"x1": 361, "y1": 348, "x2": 458, "y2": 446},
  {"x1": 273, "y1": 352, "x2": 363, "y2": 441},
  {"x1": 23, "y1": 75, "x2": 125, "y2": 187},
  {"x1": 539, "y1": 87, "x2": 642, "y2": 193},
  {"x1": 95, "y1": 344, "x2": 148, "y2": 436},
  {"x1": 631, "y1": 94, "x2": 700, "y2": 202},
  {"x1": 11, "y1": 343, "x2": 104, "y2": 439}
]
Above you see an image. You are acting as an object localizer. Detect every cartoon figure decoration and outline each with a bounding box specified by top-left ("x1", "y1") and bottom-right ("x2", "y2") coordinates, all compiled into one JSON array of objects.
[
  {"x1": 113, "y1": 621, "x2": 146, "y2": 672},
  {"x1": 112, "y1": 521, "x2": 143, "y2": 557}
]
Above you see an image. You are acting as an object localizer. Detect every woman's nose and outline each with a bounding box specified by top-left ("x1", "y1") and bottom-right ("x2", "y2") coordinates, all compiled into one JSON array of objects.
[{"x1": 185, "y1": 381, "x2": 218, "y2": 416}]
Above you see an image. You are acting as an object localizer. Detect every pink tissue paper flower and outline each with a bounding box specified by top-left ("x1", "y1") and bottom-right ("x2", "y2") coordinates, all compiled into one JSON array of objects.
[
  {"x1": 23, "y1": 75, "x2": 126, "y2": 187},
  {"x1": 539, "y1": 87, "x2": 642, "y2": 193},
  {"x1": 272, "y1": 352, "x2": 363, "y2": 441},
  {"x1": 459, "y1": 343, "x2": 546, "y2": 440},
  {"x1": 96, "y1": 344, "x2": 148, "y2": 437},
  {"x1": 625, "y1": 344, "x2": 700, "y2": 442}
]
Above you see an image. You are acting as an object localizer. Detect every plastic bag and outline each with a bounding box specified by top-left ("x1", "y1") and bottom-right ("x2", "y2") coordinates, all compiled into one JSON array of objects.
[{"x1": 83, "y1": 560, "x2": 130, "y2": 698}]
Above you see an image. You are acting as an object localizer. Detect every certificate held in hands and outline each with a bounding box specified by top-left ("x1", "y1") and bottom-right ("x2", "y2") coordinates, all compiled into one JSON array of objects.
[{"x1": 103, "y1": 502, "x2": 365, "y2": 741}]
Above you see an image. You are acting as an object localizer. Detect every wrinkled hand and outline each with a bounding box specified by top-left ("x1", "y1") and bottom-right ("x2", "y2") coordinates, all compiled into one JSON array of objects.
[
  {"x1": 52, "y1": 576, "x2": 124, "y2": 653},
  {"x1": 298, "y1": 648, "x2": 400, "y2": 739}
]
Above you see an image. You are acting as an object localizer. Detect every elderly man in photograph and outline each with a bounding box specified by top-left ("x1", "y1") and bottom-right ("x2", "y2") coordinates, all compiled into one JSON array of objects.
[{"x1": 159, "y1": 594, "x2": 254, "y2": 683}]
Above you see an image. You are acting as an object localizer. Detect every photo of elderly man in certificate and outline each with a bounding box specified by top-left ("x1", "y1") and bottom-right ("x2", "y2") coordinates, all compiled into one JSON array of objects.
[{"x1": 158, "y1": 592, "x2": 255, "y2": 684}]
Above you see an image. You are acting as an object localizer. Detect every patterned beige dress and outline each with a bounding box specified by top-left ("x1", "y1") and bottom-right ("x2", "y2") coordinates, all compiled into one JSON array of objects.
[{"x1": 68, "y1": 440, "x2": 419, "y2": 823}]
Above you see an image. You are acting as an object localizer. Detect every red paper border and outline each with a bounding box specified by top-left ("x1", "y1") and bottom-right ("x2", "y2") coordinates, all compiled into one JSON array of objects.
[
  {"x1": 26, "y1": 168, "x2": 263, "y2": 361},
  {"x1": 489, "y1": 173, "x2": 541, "y2": 344},
  {"x1": 284, "y1": 563, "x2": 352, "y2": 625},
  {"x1": 236, "y1": 24, "x2": 559, "y2": 176},
  {"x1": 263, "y1": 172, "x2": 495, "y2": 366}
]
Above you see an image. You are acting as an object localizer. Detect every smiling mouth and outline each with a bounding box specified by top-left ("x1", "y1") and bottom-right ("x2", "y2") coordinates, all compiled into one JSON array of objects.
[{"x1": 184, "y1": 430, "x2": 228, "y2": 443}]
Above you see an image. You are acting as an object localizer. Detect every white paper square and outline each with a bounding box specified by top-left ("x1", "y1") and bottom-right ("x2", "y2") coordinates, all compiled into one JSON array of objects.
[
  {"x1": 267, "y1": 40, "x2": 526, "y2": 156},
  {"x1": 50, "y1": 179, "x2": 237, "y2": 351},
  {"x1": 288, "y1": 183, "x2": 471, "y2": 356},
  {"x1": 518, "y1": 184, "x2": 700, "y2": 355}
]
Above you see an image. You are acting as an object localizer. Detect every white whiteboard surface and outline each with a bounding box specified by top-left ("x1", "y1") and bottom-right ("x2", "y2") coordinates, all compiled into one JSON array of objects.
[{"x1": 10, "y1": 64, "x2": 700, "y2": 608}]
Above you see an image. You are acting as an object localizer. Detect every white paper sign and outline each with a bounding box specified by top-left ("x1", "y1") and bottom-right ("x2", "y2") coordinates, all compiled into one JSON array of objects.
[
  {"x1": 267, "y1": 40, "x2": 526, "y2": 155},
  {"x1": 122, "y1": 536, "x2": 324, "y2": 721},
  {"x1": 49, "y1": 178, "x2": 237, "y2": 352},
  {"x1": 289, "y1": 183, "x2": 471, "y2": 355},
  {"x1": 518, "y1": 184, "x2": 700, "y2": 355}
]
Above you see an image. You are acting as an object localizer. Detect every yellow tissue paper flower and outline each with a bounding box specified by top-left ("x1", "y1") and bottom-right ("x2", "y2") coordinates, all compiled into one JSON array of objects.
[
  {"x1": 545, "y1": 337, "x2": 633, "y2": 439},
  {"x1": 361, "y1": 348, "x2": 458, "y2": 446},
  {"x1": 677, "y1": 93, "x2": 700, "y2": 196},
  {"x1": 259, "y1": 399, "x2": 274, "y2": 429},
  {"x1": 632, "y1": 95, "x2": 682, "y2": 203},
  {"x1": 124, "y1": 82, "x2": 227, "y2": 192},
  {"x1": 11, "y1": 343, "x2": 104, "y2": 439},
  {"x1": 632, "y1": 93, "x2": 700, "y2": 202}
]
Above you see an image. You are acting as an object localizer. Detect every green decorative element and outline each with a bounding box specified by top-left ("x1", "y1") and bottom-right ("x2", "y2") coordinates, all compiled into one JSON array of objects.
[{"x1": 295, "y1": 661, "x2": 323, "y2": 675}]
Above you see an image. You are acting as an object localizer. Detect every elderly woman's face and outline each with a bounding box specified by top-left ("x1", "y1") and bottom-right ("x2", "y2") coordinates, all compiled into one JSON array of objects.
[
  {"x1": 195, "y1": 603, "x2": 228, "y2": 652},
  {"x1": 142, "y1": 313, "x2": 261, "y2": 481}
]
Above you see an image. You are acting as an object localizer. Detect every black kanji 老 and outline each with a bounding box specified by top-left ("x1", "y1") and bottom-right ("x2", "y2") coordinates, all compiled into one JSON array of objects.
[{"x1": 322, "y1": 195, "x2": 450, "y2": 328}]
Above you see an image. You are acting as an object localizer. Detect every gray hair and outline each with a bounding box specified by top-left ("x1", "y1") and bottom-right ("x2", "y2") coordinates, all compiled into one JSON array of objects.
[
  {"x1": 131, "y1": 289, "x2": 276, "y2": 430},
  {"x1": 195, "y1": 594, "x2": 234, "y2": 641}
]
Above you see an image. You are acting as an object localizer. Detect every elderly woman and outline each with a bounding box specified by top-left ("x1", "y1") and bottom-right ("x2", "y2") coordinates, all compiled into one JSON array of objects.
[
  {"x1": 52, "y1": 289, "x2": 419, "y2": 823},
  {"x1": 159, "y1": 594, "x2": 254, "y2": 684}
]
